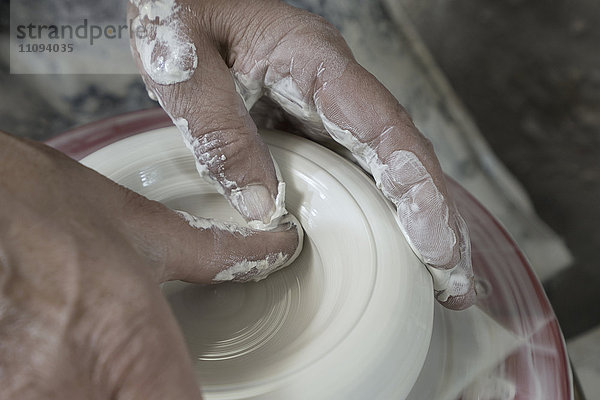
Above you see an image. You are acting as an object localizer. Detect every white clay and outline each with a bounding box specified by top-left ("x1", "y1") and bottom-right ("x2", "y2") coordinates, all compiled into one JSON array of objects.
[
  {"x1": 317, "y1": 113, "x2": 456, "y2": 267},
  {"x1": 175, "y1": 210, "x2": 253, "y2": 237},
  {"x1": 212, "y1": 252, "x2": 288, "y2": 282},
  {"x1": 131, "y1": 0, "x2": 197, "y2": 85},
  {"x1": 232, "y1": 71, "x2": 264, "y2": 110},
  {"x1": 240, "y1": 156, "x2": 288, "y2": 230},
  {"x1": 265, "y1": 75, "x2": 321, "y2": 125},
  {"x1": 147, "y1": 89, "x2": 158, "y2": 101}
]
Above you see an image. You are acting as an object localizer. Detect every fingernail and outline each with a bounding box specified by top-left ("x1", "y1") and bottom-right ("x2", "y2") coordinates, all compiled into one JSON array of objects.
[
  {"x1": 230, "y1": 183, "x2": 287, "y2": 230},
  {"x1": 230, "y1": 184, "x2": 274, "y2": 222}
]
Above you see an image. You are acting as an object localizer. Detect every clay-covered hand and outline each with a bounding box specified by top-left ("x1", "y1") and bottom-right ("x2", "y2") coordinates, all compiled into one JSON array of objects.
[
  {"x1": 128, "y1": 0, "x2": 475, "y2": 309},
  {"x1": 0, "y1": 132, "x2": 301, "y2": 399}
]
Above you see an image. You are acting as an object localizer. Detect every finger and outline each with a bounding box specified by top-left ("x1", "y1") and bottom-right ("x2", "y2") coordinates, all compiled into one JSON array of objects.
[
  {"x1": 127, "y1": 0, "x2": 286, "y2": 229},
  {"x1": 118, "y1": 190, "x2": 303, "y2": 284},
  {"x1": 314, "y1": 62, "x2": 475, "y2": 309},
  {"x1": 172, "y1": 211, "x2": 303, "y2": 283},
  {"x1": 427, "y1": 214, "x2": 475, "y2": 310},
  {"x1": 227, "y1": 9, "x2": 475, "y2": 308}
]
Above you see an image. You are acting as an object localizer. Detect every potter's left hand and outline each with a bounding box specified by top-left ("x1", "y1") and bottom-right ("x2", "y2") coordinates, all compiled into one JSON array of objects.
[
  {"x1": 0, "y1": 131, "x2": 301, "y2": 399},
  {"x1": 128, "y1": 0, "x2": 475, "y2": 309}
]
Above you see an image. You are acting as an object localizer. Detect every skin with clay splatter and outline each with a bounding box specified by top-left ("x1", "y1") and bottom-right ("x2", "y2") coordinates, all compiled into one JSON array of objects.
[
  {"x1": 129, "y1": 0, "x2": 290, "y2": 231},
  {"x1": 129, "y1": 0, "x2": 475, "y2": 309},
  {"x1": 131, "y1": 0, "x2": 198, "y2": 85},
  {"x1": 175, "y1": 210, "x2": 304, "y2": 282}
]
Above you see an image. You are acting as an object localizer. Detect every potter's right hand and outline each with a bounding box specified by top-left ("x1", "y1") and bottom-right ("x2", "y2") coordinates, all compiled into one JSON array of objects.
[{"x1": 128, "y1": 0, "x2": 475, "y2": 309}]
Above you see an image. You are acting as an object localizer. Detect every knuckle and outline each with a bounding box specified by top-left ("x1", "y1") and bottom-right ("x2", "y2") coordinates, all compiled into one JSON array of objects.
[{"x1": 190, "y1": 127, "x2": 256, "y2": 176}]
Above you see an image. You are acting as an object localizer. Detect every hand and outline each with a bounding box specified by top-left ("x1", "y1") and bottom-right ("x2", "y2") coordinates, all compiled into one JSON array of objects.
[
  {"x1": 129, "y1": 0, "x2": 475, "y2": 309},
  {"x1": 0, "y1": 132, "x2": 301, "y2": 399}
]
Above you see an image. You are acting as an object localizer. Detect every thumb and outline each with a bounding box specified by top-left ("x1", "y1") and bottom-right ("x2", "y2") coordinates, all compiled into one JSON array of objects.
[
  {"x1": 168, "y1": 211, "x2": 304, "y2": 283},
  {"x1": 118, "y1": 190, "x2": 303, "y2": 284},
  {"x1": 128, "y1": 1, "x2": 284, "y2": 229}
]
